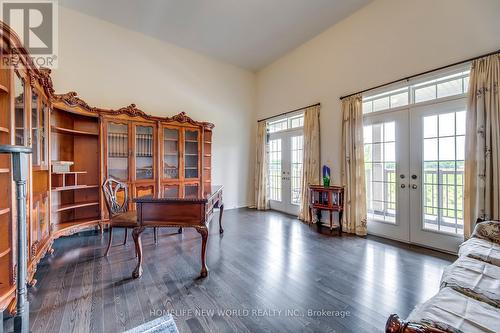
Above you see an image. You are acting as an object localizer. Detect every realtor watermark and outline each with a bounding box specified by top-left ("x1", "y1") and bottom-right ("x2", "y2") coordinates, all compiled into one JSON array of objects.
[
  {"x1": 150, "y1": 307, "x2": 351, "y2": 319},
  {"x1": 1, "y1": 0, "x2": 58, "y2": 68}
]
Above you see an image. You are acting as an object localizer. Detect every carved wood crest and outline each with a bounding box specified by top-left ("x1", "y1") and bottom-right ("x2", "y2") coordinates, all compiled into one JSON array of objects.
[
  {"x1": 52, "y1": 91, "x2": 215, "y2": 129},
  {"x1": 0, "y1": 21, "x2": 214, "y2": 129}
]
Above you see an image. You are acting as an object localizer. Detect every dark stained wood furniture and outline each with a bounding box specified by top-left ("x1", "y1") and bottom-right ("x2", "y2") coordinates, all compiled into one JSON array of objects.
[
  {"x1": 0, "y1": 20, "x2": 215, "y2": 314},
  {"x1": 308, "y1": 185, "x2": 344, "y2": 235},
  {"x1": 102, "y1": 178, "x2": 138, "y2": 256},
  {"x1": 132, "y1": 185, "x2": 224, "y2": 279},
  {"x1": 385, "y1": 314, "x2": 446, "y2": 333}
]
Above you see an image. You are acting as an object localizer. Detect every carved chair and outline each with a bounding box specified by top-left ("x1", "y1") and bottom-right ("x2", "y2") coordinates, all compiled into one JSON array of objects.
[{"x1": 102, "y1": 178, "x2": 138, "y2": 256}]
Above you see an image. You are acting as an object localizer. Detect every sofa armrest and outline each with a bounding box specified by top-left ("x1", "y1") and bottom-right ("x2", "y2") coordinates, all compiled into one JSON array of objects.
[
  {"x1": 385, "y1": 314, "x2": 450, "y2": 333},
  {"x1": 472, "y1": 220, "x2": 500, "y2": 244}
]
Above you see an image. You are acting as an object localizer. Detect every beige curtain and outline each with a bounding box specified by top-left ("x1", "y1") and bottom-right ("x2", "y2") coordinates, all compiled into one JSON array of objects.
[
  {"x1": 341, "y1": 95, "x2": 367, "y2": 236},
  {"x1": 298, "y1": 105, "x2": 321, "y2": 222},
  {"x1": 464, "y1": 54, "x2": 500, "y2": 238},
  {"x1": 255, "y1": 121, "x2": 269, "y2": 210}
]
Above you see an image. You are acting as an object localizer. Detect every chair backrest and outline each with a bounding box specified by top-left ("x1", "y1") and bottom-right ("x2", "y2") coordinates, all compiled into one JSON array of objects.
[{"x1": 102, "y1": 178, "x2": 129, "y2": 217}]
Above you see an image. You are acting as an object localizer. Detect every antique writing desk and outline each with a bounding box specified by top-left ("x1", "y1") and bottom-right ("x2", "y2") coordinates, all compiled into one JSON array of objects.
[{"x1": 132, "y1": 185, "x2": 224, "y2": 279}]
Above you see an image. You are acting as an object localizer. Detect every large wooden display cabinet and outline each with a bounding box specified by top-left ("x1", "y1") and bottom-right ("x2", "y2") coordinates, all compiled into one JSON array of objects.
[
  {"x1": 0, "y1": 23, "x2": 54, "y2": 313},
  {"x1": 52, "y1": 97, "x2": 214, "y2": 215},
  {"x1": 0, "y1": 22, "x2": 214, "y2": 315}
]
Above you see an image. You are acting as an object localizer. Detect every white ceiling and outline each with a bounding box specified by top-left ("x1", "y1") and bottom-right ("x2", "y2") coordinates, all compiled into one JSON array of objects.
[{"x1": 59, "y1": 0, "x2": 372, "y2": 71}]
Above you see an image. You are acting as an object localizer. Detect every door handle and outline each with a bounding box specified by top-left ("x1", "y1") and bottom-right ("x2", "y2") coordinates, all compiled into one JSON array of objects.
[
  {"x1": 400, "y1": 184, "x2": 406, "y2": 189},
  {"x1": 411, "y1": 184, "x2": 418, "y2": 189}
]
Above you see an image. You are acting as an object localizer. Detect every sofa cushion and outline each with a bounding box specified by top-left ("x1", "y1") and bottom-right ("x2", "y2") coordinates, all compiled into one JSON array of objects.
[
  {"x1": 459, "y1": 237, "x2": 500, "y2": 267},
  {"x1": 407, "y1": 287, "x2": 500, "y2": 333},
  {"x1": 440, "y1": 256, "x2": 500, "y2": 308},
  {"x1": 472, "y1": 220, "x2": 500, "y2": 244}
]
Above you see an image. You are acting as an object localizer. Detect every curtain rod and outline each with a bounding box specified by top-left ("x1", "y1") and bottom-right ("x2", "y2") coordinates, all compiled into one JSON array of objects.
[
  {"x1": 339, "y1": 49, "x2": 500, "y2": 100},
  {"x1": 257, "y1": 103, "x2": 320, "y2": 122}
]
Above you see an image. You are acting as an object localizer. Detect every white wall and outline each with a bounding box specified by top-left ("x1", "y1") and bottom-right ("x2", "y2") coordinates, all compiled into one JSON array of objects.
[
  {"x1": 50, "y1": 7, "x2": 256, "y2": 209},
  {"x1": 256, "y1": 0, "x2": 500, "y2": 183},
  {"x1": 33, "y1": 0, "x2": 500, "y2": 208}
]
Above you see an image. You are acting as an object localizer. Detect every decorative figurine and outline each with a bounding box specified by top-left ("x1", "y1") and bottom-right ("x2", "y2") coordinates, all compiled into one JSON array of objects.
[{"x1": 323, "y1": 165, "x2": 330, "y2": 187}]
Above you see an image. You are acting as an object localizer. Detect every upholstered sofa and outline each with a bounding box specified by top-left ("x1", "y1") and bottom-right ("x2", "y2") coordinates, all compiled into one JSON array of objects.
[{"x1": 386, "y1": 220, "x2": 500, "y2": 333}]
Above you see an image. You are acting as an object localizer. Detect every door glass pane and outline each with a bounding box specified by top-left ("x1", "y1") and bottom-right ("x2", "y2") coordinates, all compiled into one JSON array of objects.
[
  {"x1": 163, "y1": 128, "x2": 179, "y2": 179},
  {"x1": 422, "y1": 111, "x2": 465, "y2": 234},
  {"x1": 290, "y1": 136, "x2": 303, "y2": 205},
  {"x1": 414, "y1": 85, "x2": 436, "y2": 103},
  {"x1": 163, "y1": 185, "x2": 179, "y2": 198},
  {"x1": 267, "y1": 119, "x2": 287, "y2": 133},
  {"x1": 185, "y1": 184, "x2": 198, "y2": 198},
  {"x1": 373, "y1": 97, "x2": 389, "y2": 112},
  {"x1": 39, "y1": 195, "x2": 49, "y2": 240},
  {"x1": 136, "y1": 126, "x2": 154, "y2": 180},
  {"x1": 364, "y1": 122, "x2": 397, "y2": 224},
  {"x1": 31, "y1": 92, "x2": 40, "y2": 165},
  {"x1": 185, "y1": 130, "x2": 199, "y2": 179},
  {"x1": 289, "y1": 115, "x2": 304, "y2": 128},
  {"x1": 268, "y1": 138, "x2": 281, "y2": 202},
  {"x1": 14, "y1": 74, "x2": 25, "y2": 146},
  {"x1": 108, "y1": 123, "x2": 129, "y2": 181},
  {"x1": 437, "y1": 78, "x2": 462, "y2": 98},
  {"x1": 41, "y1": 103, "x2": 48, "y2": 164}
]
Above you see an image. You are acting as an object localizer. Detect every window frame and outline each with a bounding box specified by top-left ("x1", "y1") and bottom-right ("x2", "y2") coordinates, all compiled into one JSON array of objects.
[
  {"x1": 362, "y1": 64, "x2": 471, "y2": 115},
  {"x1": 266, "y1": 111, "x2": 305, "y2": 134}
]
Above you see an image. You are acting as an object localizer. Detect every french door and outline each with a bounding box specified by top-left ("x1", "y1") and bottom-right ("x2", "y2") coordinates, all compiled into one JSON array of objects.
[
  {"x1": 268, "y1": 129, "x2": 303, "y2": 215},
  {"x1": 364, "y1": 110, "x2": 410, "y2": 242},
  {"x1": 365, "y1": 98, "x2": 466, "y2": 253},
  {"x1": 409, "y1": 99, "x2": 466, "y2": 252}
]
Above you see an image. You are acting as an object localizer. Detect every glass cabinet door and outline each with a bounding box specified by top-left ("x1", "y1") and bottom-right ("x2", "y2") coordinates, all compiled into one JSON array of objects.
[
  {"x1": 163, "y1": 184, "x2": 179, "y2": 198},
  {"x1": 40, "y1": 102, "x2": 48, "y2": 166},
  {"x1": 14, "y1": 74, "x2": 25, "y2": 146},
  {"x1": 107, "y1": 122, "x2": 129, "y2": 181},
  {"x1": 184, "y1": 129, "x2": 199, "y2": 179},
  {"x1": 163, "y1": 128, "x2": 179, "y2": 179},
  {"x1": 135, "y1": 125, "x2": 154, "y2": 180},
  {"x1": 37, "y1": 194, "x2": 49, "y2": 241},
  {"x1": 31, "y1": 91, "x2": 40, "y2": 166},
  {"x1": 184, "y1": 184, "x2": 199, "y2": 198}
]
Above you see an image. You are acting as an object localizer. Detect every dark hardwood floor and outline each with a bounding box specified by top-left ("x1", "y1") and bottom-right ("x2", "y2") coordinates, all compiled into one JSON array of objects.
[{"x1": 3, "y1": 208, "x2": 455, "y2": 333}]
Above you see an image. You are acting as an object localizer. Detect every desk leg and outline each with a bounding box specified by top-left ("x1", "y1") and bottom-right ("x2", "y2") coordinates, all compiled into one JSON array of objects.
[
  {"x1": 196, "y1": 226, "x2": 209, "y2": 278},
  {"x1": 219, "y1": 203, "x2": 224, "y2": 234},
  {"x1": 132, "y1": 227, "x2": 145, "y2": 279}
]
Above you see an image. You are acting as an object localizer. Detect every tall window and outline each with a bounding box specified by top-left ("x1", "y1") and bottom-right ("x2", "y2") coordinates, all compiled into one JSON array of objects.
[{"x1": 363, "y1": 69, "x2": 470, "y2": 114}]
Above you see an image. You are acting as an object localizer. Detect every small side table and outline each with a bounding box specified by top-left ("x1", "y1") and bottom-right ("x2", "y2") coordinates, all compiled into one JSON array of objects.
[{"x1": 308, "y1": 185, "x2": 344, "y2": 235}]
